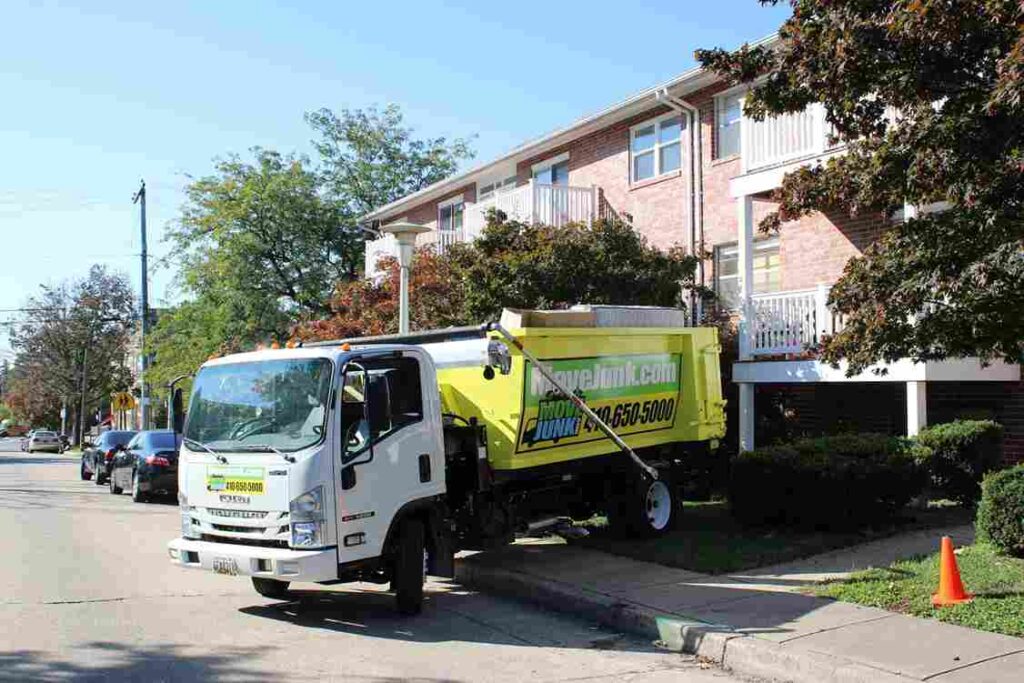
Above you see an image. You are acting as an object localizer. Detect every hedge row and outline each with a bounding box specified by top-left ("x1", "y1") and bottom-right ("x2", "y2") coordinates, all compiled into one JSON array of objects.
[
  {"x1": 729, "y1": 433, "x2": 926, "y2": 530},
  {"x1": 977, "y1": 465, "x2": 1024, "y2": 557},
  {"x1": 915, "y1": 420, "x2": 1004, "y2": 505}
]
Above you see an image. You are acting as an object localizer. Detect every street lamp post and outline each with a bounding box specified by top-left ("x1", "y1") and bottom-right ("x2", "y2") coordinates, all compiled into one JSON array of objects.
[{"x1": 379, "y1": 222, "x2": 430, "y2": 334}]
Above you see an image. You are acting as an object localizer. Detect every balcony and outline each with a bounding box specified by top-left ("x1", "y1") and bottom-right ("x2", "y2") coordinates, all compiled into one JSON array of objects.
[
  {"x1": 740, "y1": 103, "x2": 838, "y2": 174},
  {"x1": 464, "y1": 181, "x2": 598, "y2": 238},
  {"x1": 364, "y1": 182, "x2": 599, "y2": 277},
  {"x1": 742, "y1": 285, "x2": 845, "y2": 358}
]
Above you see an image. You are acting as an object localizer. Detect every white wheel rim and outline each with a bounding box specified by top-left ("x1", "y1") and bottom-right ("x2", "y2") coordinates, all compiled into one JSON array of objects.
[{"x1": 644, "y1": 481, "x2": 672, "y2": 531}]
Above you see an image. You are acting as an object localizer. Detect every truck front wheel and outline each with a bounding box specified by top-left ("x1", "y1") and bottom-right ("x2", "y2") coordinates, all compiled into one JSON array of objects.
[
  {"x1": 251, "y1": 577, "x2": 291, "y2": 600},
  {"x1": 391, "y1": 518, "x2": 425, "y2": 616}
]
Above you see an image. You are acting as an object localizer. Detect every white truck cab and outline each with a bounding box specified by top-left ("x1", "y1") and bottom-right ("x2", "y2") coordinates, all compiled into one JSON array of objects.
[{"x1": 169, "y1": 343, "x2": 449, "y2": 614}]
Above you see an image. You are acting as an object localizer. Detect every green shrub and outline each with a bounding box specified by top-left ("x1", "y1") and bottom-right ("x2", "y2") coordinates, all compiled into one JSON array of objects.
[
  {"x1": 915, "y1": 420, "x2": 1004, "y2": 505},
  {"x1": 729, "y1": 433, "x2": 925, "y2": 530},
  {"x1": 976, "y1": 465, "x2": 1024, "y2": 557}
]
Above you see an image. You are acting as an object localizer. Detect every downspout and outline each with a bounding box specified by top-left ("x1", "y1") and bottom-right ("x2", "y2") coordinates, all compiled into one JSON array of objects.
[{"x1": 656, "y1": 89, "x2": 705, "y2": 326}]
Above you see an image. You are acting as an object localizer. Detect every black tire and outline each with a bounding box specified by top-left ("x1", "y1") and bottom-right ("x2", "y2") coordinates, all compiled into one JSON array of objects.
[
  {"x1": 251, "y1": 577, "x2": 291, "y2": 600},
  {"x1": 131, "y1": 470, "x2": 147, "y2": 503},
  {"x1": 80, "y1": 461, "x2": 92, "y2": 481},
  {"x1": 608, "y1": 472, "x2": 679, "y2": 539},
  {"x1": 109, "y1": 469, "x2": 123, "y2": 495},
  {"x1": 94, "y1": 460, "x2": 106, "y2": 486},
  {"x1": 391, "y1": 518, "x2": 425, "y2": 616}
]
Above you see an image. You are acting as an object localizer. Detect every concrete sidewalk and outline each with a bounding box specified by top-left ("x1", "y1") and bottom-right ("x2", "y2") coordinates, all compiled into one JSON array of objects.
[{"x1": 456, "y1": 542, "x2": 1024, "y2": 683}]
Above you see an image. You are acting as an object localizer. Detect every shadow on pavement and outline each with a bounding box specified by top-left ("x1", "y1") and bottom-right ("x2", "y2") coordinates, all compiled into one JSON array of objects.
[
  {"x1": 0, "y1": 642, "x2": 269, "y2": 682},
  {"x1": 0, "y1": 456, "x2": 76, "y2": 466},
  {"x1": 240, "y1": 585, "x2": 648, "y2": 653}
]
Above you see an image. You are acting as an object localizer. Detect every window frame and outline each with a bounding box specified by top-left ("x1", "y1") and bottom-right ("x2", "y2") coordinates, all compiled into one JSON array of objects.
[
  {"x1": 531, "y1": 153, "x2": 570, "y2": 186},
  {"x1": 713, "y1": 237, "x2": 781, "y2": 311},
  {"x1": 714, "y1": 87, "x2": 746, "y2": 161},
  {"x1": 477, "y1": 176, "x2": 517, "y2": 202},
  {"x1": 629, "y1": 111, "x2": 685, "y2": 184},
  {"x1": 339, "y1": 354, "x2": 425, "y2": 465},
  {"x1": 436, "y1": 194, "x2": 465, "y2": 235}
]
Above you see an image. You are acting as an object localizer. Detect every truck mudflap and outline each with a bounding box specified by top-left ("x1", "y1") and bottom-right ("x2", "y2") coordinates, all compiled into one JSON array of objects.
[{"x1": 167, "y1": 538, "x2": 338, "y2": 583}]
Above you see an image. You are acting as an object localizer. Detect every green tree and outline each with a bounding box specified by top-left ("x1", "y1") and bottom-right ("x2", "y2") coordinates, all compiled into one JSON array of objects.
[
  {"x1": 9, "y1": 266, "x2": 135, "y2": 437},
  {"x1": 449, "y1": 213, "x2": 702, "y2": 322},
  {"x1": 696, "y1": 1, "x2": 1024, "y2": 372},
  {"x1": 306, "y1": 105, "x2": 474, "y2": 221},
  {"x1": 298, "y1": 214, "x2": 702, "y2": 339}
]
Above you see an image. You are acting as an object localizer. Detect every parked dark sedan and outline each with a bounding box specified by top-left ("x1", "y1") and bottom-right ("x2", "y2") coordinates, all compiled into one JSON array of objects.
[
  {"x1": 109, "y1": 430, "x2": 180, "y2": 502},
  {"x1": 80, "y1": 430, "x2": 137, "y2": 484}
]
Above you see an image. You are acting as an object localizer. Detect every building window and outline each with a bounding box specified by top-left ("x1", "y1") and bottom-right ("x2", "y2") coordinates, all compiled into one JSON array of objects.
[
  {"x1": 630, "y1": 113, "x2": 684, "y2": 183},
  {"x1": 714, "y1": 238, "x2": 781, "y2": 310},
  {"x1": 715, "y1": 91, "x2": 743, "y2": 159},
  {"x1": 532, "y1": 153, "x2": 569, "y2": 186},
  {"x1": 437, "y1": 196, "x2": 464, "y2": 254},
  {"x1": 477, "y1": 176, "x2": 516, "y2": 202}
]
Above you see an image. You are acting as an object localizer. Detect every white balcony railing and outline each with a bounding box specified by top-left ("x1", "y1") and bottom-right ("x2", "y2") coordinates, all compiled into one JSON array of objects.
[
  {"x1": 741, "y1": 104, "x2": 837, "y2": 174},
  {"x1": 364, "y1": 182, "x2": 598, "y2": 278},
  {"x1": 744, "y1": 284, "x2": 845, "y2": 357},
  {"x1": 464, "y1": 181, "x2": 597, "y2": 237}
]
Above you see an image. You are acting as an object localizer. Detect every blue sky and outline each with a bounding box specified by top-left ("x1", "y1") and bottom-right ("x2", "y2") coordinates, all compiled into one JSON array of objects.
[{"x1": 0, "y1": 0, "x2": 790, "y2": 360}]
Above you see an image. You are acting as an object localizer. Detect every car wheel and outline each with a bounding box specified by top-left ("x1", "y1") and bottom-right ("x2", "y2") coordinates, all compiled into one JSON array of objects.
[
  {"x1": 80, "y1": 461, "x2": 92, "y2": 481},
  {"x1": 131, "y1": 470, "x2": 147, "y2": 503},
  {"x1": 109, "y1": 469, "x2": 123, "y2": 495},
  {"x1": 251, "y1": 577, "x2": 291, "y2": 600},
  {"x1": 391, "y1": 518, "x2": 426, "y2": 616},
  {"x1": 608, "y1": 472, "x2": 679, "y2": 539},
  {"x1": 94, "y1": 464, "x2": 106, "y2": 485}
]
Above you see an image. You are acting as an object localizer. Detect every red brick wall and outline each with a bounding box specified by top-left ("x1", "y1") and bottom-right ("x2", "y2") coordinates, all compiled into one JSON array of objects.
[
  {"x1": 928, "y1": 381, "x2": 1024, "y2": 464},
  {"x1": 394, "y1": 184, "x2": 476, "y2": 248},
  {"x1": 513, "y1": 105, "x2": 691, "y2": 251}
]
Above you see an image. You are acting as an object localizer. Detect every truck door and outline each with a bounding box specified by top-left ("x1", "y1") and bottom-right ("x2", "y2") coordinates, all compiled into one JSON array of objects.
[{"x1": 334, "y1": 351, "x2": 445, "y2": 564}]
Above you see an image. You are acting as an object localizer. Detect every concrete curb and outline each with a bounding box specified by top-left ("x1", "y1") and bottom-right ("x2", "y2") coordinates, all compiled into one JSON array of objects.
[{"x1": 455, "y1": 560, "x2": 917, "y2": 683}]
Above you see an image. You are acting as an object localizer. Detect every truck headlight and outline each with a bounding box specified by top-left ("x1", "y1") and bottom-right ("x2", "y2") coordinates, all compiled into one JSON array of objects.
[
  {"x1": 290, "y1": 486, "x2": 325, "y2": 548},
  {"x1": 291, "y1": 521, "x2": 324, "y2": 548}
]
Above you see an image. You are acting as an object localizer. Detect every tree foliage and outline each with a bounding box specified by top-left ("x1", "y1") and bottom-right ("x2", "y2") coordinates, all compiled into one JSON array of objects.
[
  {"x1": 306, "y1": 105, "x2": 474, "y2": 220},
  {"x1": 8, "y1": 266, "x2": 135, "y2": 435},
  {"x1": 696, "y1": 1, "x2": 1024, "y2": 372},
  {"x1": 297, "y1": 214, "x2": 701, "y2": 339},
  {"x1": 150, "y1": 106, "x2": 474, "y2": 386}
]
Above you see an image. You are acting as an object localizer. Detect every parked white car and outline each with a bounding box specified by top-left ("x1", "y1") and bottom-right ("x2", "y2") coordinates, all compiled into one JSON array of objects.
[{"x1": 27, "y1": 430, "x2": 61, "y2": 453}]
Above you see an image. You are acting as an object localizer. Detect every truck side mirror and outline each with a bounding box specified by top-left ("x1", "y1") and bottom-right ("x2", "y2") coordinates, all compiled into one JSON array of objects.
[{"x1": 487, "y1": 340, "x2": 512, "y2": 376}]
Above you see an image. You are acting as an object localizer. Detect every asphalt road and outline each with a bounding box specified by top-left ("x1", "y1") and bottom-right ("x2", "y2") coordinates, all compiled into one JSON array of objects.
[{"x1": 0, "y1": 439, "x2": 745, "y2": 682}]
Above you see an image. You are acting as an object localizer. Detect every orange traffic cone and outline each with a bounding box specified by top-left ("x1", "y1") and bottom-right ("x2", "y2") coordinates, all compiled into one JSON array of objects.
[{"x1": 931, "y1": 536, "x2": 972, "y2": 607}]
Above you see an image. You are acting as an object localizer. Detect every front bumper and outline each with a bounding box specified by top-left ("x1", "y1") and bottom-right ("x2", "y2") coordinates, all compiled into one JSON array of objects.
[{"x1": 167, "y1": 537, "x2": 338, "y2": 583}]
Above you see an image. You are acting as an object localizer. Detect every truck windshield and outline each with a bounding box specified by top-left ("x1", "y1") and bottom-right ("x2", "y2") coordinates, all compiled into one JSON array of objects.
[{"x1": 184, "y1": 358, "x2": 332, "y2": 453}]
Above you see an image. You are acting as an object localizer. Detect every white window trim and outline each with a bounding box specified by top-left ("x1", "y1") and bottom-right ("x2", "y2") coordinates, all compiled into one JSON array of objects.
[
  {"x1": 714, "y1": 237, "x2": 780, "y2": 310},
  {"x1": 530, "y1": 152, "x2": 569, "y2": 174},
  {"x1": 629, "y1": 111, "x2": 685, "y2": 184},
  {"x1": 714, "y1": 86, "x2": 747, "y2": 161},
  {"x1": 476, "y1": 176, "x2": 517, "y2": 202},
  {"x1": 437, "y1": 194, "x2": 464, "y2": 209}
]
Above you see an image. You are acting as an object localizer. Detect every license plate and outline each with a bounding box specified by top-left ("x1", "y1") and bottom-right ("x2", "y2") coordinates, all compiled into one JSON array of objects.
[{"x1": 212, "y1": 557, "x2": 239, "y2": 576}]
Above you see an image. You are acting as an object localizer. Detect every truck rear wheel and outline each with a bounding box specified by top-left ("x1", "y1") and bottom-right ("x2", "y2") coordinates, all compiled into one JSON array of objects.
[
  {"x1": 609, "y1": 474, "x2": 679, "y2": 538},
  {"x1": 251, "y1": 577, "x2": 291, "y2": 600},
  {"x1": 392, "y1": 518, "x2": 425, "y2": 616}
]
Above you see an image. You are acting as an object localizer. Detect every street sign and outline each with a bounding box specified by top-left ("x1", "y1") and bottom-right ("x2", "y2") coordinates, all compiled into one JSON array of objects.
[{"x1": 111, "y1": 392, "x2": 137, "y2": 412}]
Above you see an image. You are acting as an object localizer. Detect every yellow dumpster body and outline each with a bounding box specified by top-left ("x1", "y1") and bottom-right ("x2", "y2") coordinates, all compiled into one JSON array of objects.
[{"x1": 436, "y1": 324, "x2": 726, "y2": 473}]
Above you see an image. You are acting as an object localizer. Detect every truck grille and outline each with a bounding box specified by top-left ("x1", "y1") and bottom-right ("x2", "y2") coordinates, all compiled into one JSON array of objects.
[{"x1": 192, "y1": 507, "x2": 290, "y2": 546}]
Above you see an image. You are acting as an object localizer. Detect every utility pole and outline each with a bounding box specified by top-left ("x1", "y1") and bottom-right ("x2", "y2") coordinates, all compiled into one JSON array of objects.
[
  {"x1": 77, "y1": 345, "x2": 88, "y2": 445},
  {"x1": 132, "y1": 180, "x2": 149, "y2": 431}
]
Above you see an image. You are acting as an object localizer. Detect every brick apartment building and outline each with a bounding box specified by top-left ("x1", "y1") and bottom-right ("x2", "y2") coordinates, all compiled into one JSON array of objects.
[{"x1": 360, "y1": 34, "x2": 1023, "y2": 459}]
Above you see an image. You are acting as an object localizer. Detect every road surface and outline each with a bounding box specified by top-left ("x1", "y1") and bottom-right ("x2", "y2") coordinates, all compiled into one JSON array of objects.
[{"x1": 0, "y1": 439, "x2": 746, "y2": 682}]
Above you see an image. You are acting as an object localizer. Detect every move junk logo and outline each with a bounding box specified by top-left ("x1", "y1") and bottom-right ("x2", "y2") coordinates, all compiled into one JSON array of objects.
[{"x1": 522, "y1": 391, "x2": 584, "y2": 446}]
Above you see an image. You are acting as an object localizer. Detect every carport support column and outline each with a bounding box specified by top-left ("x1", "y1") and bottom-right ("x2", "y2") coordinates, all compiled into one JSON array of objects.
[
  {"x1": 906, "y1": 381, "x2": 927, "y2": 436},
  {"x1": 737, "y1": 194, "x2": 755, "y2": 360},
  {"x1": 739, "y1": 382, "x2": 755, "y2": 452}
]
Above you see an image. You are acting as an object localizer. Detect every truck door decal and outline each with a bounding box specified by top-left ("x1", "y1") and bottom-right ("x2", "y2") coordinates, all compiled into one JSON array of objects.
[{"x1": 516, "y1": 353, "x2": 681, "y2": 453}]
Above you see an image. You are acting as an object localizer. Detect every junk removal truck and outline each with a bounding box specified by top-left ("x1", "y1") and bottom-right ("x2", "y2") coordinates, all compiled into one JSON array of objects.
[{"x1": 168, "y1": 307, "x2": 725, "y2": 614}]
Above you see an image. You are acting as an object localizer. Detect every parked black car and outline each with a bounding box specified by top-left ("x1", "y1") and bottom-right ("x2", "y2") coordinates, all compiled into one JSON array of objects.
[
  {"x1": 109, "y1": 430, "x2": 181, "y2": 502},
  {"x1": 80, "y1": 431, "x2": 137, "y2": 483}
]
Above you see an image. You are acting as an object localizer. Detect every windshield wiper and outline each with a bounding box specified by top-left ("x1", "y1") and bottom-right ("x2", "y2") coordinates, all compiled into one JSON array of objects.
[
  {"x1": 231, "y1": 444, "x2": 296, "y2": 463},
  {"x1": 184, "y1": 437, "x2": 228, "y2": 464}
]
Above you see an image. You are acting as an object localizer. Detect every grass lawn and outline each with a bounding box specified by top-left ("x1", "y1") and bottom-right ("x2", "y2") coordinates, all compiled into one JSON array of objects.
[
  {"x1": 814, "y1": 543, "x2": 1024, "y2": 638},
  {"x1": 573, "y1": 501, "x2": 971, "y2": 575}
]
